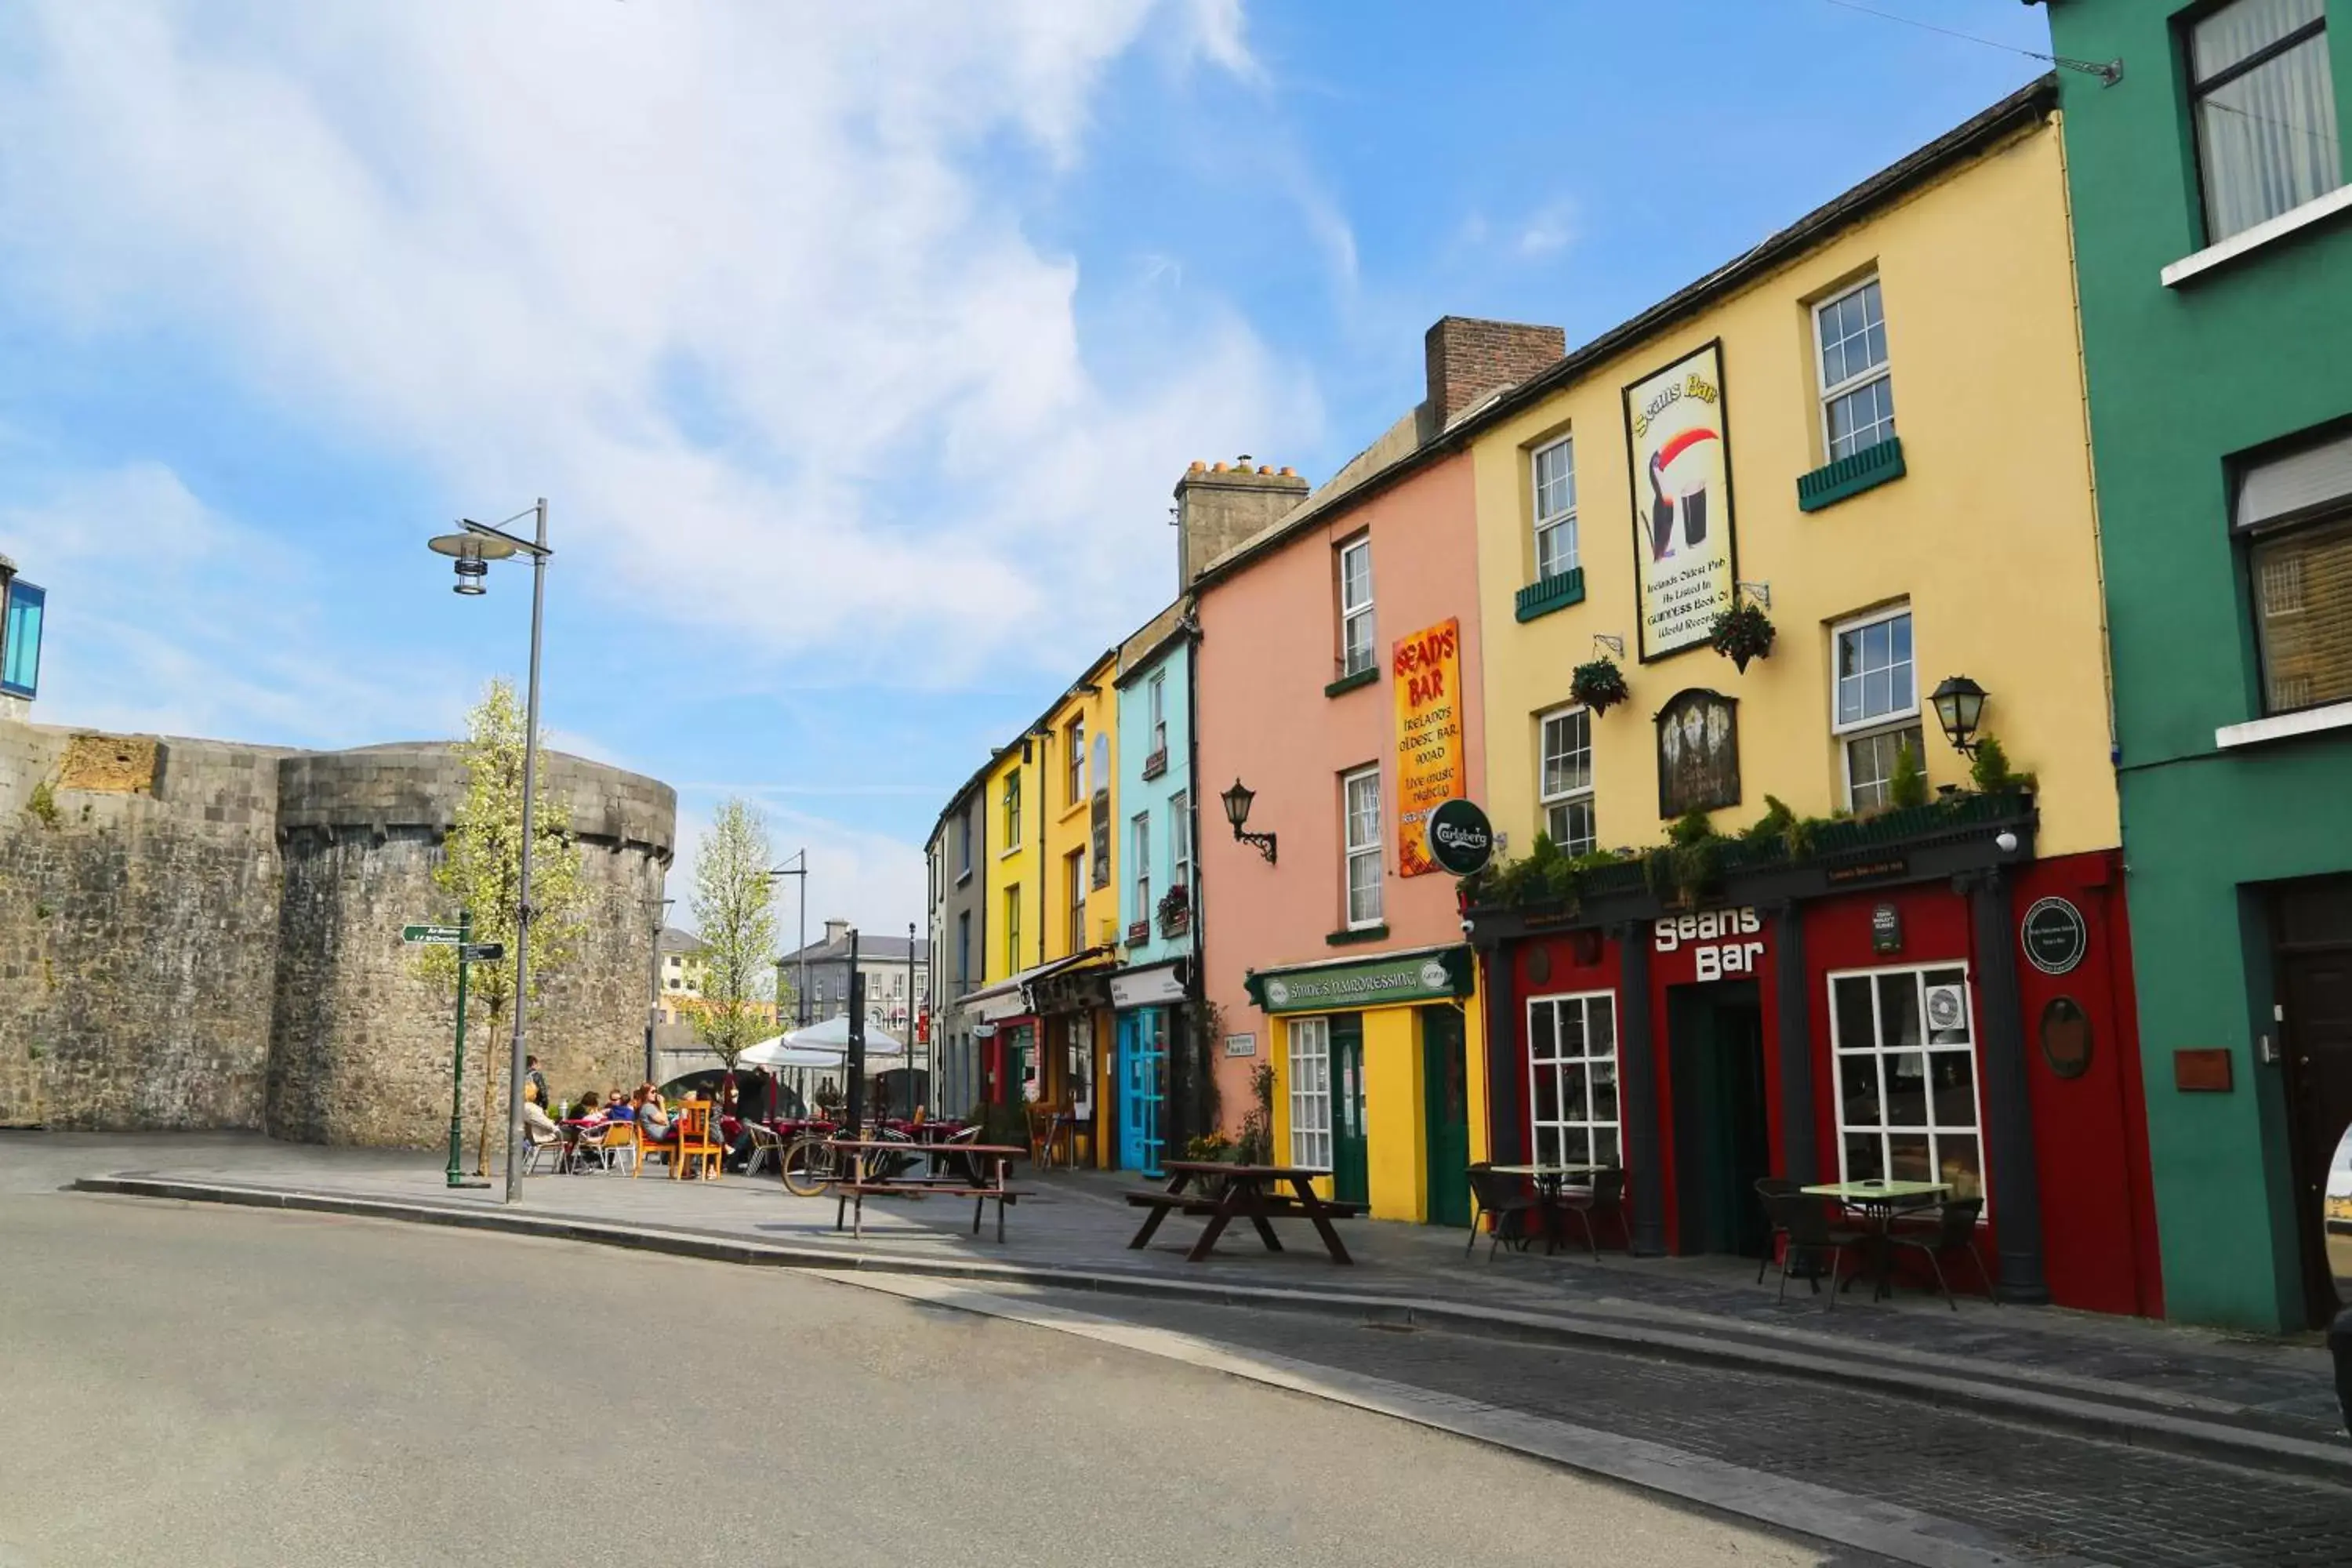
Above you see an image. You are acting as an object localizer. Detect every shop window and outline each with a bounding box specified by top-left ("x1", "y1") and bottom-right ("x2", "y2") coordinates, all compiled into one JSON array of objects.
[
  {"x1": 1287, "y1": 1016, "x2": 1334, "y2": 1171},
  {"x1": 1338, "y1": 534, "x2": 1375, "y2": 677},
  {"x1": 1342, "y1": 764, "x2": 1383, "y2": 927},
  {"x1": 1830, "y1": 964, "x2": 1985, "y2": 1210},
  {"x1": 1532, "y1": 435, "x2": 1578, "y2": 580},
  {"x1": 2238, "y1": 426, "x2": 2352, "y2": 713},
  {"x1": 1537, "y1": 705, "x2": 1595, "y2": 855},
  {"x1": 1002, "y1": 772, "x2": 1022, "y2": 850},
  {"x1": 2188, "y1": 0, "x2": 2340, "y2": 245},
  {"x1": 1831, "y1": 607, "x2": 1922, "y2": 810},
  {"x1": 1527, "y1": 991, "x2": 1620, "y2": 1168},
  {"x1": 1131, "y1": 811, "x2": 1152, "y2": 927},
  {"x1": 1814, "y1": 278, "x2": 1895, "y2": 462}
]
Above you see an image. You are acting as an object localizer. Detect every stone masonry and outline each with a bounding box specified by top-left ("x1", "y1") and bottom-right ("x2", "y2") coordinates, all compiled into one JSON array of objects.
[{"x1": 0, "y1": 720, "x2": 675, "y2": 1146}]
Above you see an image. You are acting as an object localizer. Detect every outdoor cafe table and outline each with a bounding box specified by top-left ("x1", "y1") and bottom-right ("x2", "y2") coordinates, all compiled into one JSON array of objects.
[
  {"x1": 1800, "y1": 1178, "x2": 1951, "y2": 1301},
  {"x1": 1124, "y1": 1161, "x2": 1357, "y2": 1265},
  {"x1": 1485, "y1": 1163, "x2": 1605, "y2": 1253}
]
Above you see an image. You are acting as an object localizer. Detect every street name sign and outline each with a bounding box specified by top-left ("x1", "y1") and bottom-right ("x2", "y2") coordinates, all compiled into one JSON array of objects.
[
  {"x1": 458, "y1": 942, "x2": 506, "y2": 963},
  {"x1": 403, "y1": 924, "x2": 464, "y2": 945}
]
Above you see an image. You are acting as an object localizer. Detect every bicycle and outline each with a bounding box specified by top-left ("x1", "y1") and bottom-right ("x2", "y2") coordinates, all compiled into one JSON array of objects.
[{"x1": 779, "y1": 1127, "x2": 916, "y2": 1197}]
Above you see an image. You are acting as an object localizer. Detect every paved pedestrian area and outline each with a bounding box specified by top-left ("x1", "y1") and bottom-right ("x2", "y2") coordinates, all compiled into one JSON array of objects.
[{"x1": 13, "y1": 1131, "x2": 2345, "y2": 1457}]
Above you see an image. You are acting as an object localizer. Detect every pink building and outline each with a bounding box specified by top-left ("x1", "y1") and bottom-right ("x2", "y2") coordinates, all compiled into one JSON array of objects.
[{"x1": 1190, "y1": 318, "x2": 1558, "y2": 1225}]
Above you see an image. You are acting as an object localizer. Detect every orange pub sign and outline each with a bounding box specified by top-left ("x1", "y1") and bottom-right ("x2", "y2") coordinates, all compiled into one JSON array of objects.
[{"x1": 1393, "y1": 616, "x2": 1464, "y2": 878}]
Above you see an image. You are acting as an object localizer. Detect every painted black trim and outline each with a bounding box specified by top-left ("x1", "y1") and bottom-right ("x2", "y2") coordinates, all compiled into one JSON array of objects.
[
  {"x1": 1969, "y1": 867, "x2": 2049, "y2": 1303},
  {"x1": 1617, "y1": 926, "x2": 1667, "y2": 1256},
  {"x1": 1773, "y1": 901, "x2": 1818, "y2": 1186}
]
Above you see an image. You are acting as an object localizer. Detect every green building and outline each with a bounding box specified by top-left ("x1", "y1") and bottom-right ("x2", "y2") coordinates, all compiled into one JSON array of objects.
[{"x1": 2038, "y1": 0, "x2": 2352, "y2": 1330}]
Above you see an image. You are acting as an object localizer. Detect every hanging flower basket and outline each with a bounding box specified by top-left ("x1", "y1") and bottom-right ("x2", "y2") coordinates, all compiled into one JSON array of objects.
[
  {"x1": 1708, "y1": 602, "x2": 1777, "y2": 673},
  {"x1": 1569, "y1": 657, "x2": 1631, "y2": 717}
]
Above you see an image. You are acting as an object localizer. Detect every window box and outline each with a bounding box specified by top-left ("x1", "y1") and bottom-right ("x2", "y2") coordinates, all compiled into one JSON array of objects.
[
  {"x1": 1324, "y1": 666, "x2": 1378, "y2": 699},
  {"x1": 1325, "y1": 923, "x2": 1388, "y2": 946},
  {"x1": 1142, "y1": 747, "x2": 1168, "y2": 780},
  {"x1": 1514, "y1": 567, "x2": 1587, "y2": 623},
  {"x1": 1125, "y1": 919, "x2": 1150, "y2": 947},
  {"x1": 1156, "y1": 884, "x2": 1190, "y2": 939},
  {"x1": 1798, "y1": 436, "x2": 1905, "y2": 513}
]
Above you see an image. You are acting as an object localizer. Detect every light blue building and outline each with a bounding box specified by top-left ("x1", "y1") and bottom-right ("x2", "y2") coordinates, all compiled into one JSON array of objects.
[
  {"x1": 0, "y1": 554, "x2": 45, "y2": 719},
  {"x1": 1109, "y1": 604, "x2": 1196, "y2": 1174}
]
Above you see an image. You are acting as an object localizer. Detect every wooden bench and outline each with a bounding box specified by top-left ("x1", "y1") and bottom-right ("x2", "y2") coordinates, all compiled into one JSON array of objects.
[{"x1": 835, "y1": 1181, "x2": 1030, "y2": 1241}]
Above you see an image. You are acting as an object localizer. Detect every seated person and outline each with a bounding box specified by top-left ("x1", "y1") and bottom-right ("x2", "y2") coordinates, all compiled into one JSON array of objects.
[
  {"x1": 520, "y1": 1082, "x2": 561, "y2": 1146},
  {"x1": 634, "y1": 1086, "x2": 673, "y2": 1143},
  {"x1": 602, "y1": 1089, "x2": 634, "y2": 1123}
]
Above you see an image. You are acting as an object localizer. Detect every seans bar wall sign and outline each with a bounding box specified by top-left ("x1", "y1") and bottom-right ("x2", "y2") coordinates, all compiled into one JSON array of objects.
[
  {"x1": 2021, "y1": 896, "x2": 2089, "y2": 976},
  {"x1": 1427, "y1": 798, "x2": 1494, "y2": 876}
]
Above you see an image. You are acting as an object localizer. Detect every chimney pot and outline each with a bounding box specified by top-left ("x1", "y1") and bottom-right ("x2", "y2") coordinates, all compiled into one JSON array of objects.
[{"x1": 1211, "y1": 461, "x2": 1228, "y2": 473}]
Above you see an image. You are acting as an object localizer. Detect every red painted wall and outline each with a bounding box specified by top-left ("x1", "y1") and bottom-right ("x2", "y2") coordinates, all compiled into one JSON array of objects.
[{"x1": 1492, "y1": 848, "x2": 2162, "y2": 1315}]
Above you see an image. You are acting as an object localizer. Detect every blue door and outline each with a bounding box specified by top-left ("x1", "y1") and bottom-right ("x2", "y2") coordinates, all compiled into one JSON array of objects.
[{"x1": 1118, "y1": 1009, "x2": 1167, "y2": 1175}]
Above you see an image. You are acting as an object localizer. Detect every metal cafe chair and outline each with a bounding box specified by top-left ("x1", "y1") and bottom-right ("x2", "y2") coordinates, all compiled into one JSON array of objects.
[
  {"x1": 1752, "y1": 1176, "x2": 1807, "y2": 1283},
  {"x1": 1552, "y1": 1167, "x2": 1628, "y2": 1261},
  {"x1": 1768, "y1": 1190, "x2": 1871, "y2": 1309},
  {"x1": 1886, "y1": 1198, "x2": 1996, "y2": 1310},
  {"x1": 1465, "y1": 1163, "x2": 1542, "y2": 1261}
]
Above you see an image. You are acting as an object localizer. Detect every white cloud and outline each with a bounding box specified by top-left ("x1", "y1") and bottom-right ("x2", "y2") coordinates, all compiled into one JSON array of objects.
[
  {"x1": 1515, "y1": 198, "x2": 1578, "y2": 259},
  {"x1": 0, "y1": 0, "x2": 1315, "y2": 691},
  {"x1": 665, "y1": 793, "x2": 927, "y2": 943}
]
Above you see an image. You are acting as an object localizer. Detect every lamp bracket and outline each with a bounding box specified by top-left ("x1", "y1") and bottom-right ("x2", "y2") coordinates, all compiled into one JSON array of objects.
[
  {"x1": 1234, "y1": 827, "x2": 1278, "y2": 866},
  {"x1": 1734, "y1": 580, "x2": 1771, "y2": 610},
  {"x1": 1592, "y1": 634, "x2": 1625, "y2": 659}
]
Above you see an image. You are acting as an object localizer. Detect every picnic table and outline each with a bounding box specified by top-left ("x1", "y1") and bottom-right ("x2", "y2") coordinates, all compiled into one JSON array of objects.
[
  {"x1": 1123, "y1": 1161, "x2": 1362, "y2": 1265},
  {"x1": 827, "y1": 1138, "x2": 1030, "y2": 1241},
  {"x1": 1802, "y1": 1178, "x2": 1951, "y2": 1301}
]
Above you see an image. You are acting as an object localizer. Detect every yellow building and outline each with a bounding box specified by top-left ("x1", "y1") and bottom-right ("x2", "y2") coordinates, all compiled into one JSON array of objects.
[
  {"x1": 1450, "y1": 81, "x2": 2161, "y2": 1317},
  {"x1": 1469, "y1": 90, "x2": 2114, "y2": 856},
  {"x1": 962, "y1": 653, "x2": 1123, "y2": 1160}
]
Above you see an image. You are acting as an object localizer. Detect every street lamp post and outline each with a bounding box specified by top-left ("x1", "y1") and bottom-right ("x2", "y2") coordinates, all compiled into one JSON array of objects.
[
  {"x1": 769, "y1": 851, "x2": 809, "y2": 1027},
  {"x1": 642, "y1": 895, "x2": 674, "y2": 1086},
  {"x1": 428, "y1": 499, "x2": 553, "y2": 1206}
]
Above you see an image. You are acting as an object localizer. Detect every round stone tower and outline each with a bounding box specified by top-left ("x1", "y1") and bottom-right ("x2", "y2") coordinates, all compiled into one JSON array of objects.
[{"x1": 266, "y1": 742, "x2": 675, "y2": 1147}]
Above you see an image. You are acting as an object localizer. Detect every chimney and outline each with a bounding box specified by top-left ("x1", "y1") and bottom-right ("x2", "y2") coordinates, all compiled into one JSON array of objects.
[
  {"x1": 822, "y1": 918, "x2": 852, "y2": 946},
  {"x1": 1423, "y1": 317, "x2": 1565, "y2": 434},
  {"x1": 1174, "y1": 458, "x2": 1309, "y2": 589}
]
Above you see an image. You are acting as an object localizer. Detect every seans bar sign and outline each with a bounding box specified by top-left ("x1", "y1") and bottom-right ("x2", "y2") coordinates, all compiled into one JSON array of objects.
[
  {"x1": 1427, "y1": 798, "x2": 1495, "y2": 876},
  {"x1": 1654, "y1": 906, "x2": 1766, "y2": 982}
]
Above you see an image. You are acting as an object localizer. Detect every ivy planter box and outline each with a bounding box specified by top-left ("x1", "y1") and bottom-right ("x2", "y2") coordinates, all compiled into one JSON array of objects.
[{"x1": 1514, "y1": 567, "x2": 1587, "y2": 622}]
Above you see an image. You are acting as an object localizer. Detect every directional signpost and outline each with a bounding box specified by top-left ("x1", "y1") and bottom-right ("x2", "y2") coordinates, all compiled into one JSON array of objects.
[{"x1": 406, "y1": 913, "x2": 490, "y2": 1189}]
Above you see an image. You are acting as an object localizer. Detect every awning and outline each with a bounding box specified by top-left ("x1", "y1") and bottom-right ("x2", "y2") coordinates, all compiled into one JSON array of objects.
[
  {"x1": 960, "y1": 949, "x2": 1107, "y2": 1023},
  {"x1": 1112, "y1": 960, "x2": 1189, "y2": 1008}
]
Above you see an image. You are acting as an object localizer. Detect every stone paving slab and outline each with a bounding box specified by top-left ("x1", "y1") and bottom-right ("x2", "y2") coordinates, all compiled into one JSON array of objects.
[{"x1": 13, "y1": 1131, "x2": 2345, "y2": 1470}]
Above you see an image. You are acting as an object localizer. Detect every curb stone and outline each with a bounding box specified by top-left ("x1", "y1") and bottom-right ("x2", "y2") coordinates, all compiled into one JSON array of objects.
[{"x1": 69, "y1": 1173, "x2": 2352, "y2": 1487}]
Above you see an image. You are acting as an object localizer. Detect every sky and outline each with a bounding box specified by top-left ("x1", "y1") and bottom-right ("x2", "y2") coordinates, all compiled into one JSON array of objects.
[{"x1": 0, "y1": 0, "x2": 2058, "y2": 939}]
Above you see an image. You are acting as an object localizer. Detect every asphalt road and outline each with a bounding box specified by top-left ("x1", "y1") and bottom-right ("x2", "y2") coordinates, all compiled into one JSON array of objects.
[{"x1": 0, "y1": 1194, "x2": 1860, "y2": 1568}]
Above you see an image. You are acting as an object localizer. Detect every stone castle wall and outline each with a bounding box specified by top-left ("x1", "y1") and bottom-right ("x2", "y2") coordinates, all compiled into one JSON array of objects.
[{"x1": 0, "y1": 721, "x2": 674, "y2": 1145}]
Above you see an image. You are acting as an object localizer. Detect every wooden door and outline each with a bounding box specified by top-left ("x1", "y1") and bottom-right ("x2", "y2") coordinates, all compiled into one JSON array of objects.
[
  {"x1": 1421, "y1": 1007, "x2": 1471, "y2": 1227},
  {"x1": 1331, "y1": 1015, "x2": 1370, "y2": 1207},
  {"x1": 2279, "y1": 878, "x2": 2352, "y2": 1325}
]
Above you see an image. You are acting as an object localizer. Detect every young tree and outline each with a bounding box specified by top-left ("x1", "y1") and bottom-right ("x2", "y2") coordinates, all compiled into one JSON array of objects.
[
  {"x1": 688, "y1": 797, "x2": 779, "y2": 1097},
  {"x1": 416, "y1": 678, "x2": 590, "y2": 1173}
]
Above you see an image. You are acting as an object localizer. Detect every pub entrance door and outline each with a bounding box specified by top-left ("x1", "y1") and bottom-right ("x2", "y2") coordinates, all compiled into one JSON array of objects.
[{"x1": 1667, "y1": 982, "x2": 1770, "y2": 1259}]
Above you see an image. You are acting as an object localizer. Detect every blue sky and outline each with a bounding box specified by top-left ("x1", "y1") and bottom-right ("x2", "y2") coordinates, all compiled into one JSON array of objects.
[{"x1": 0, "y1": 1, "x2": 2055, "y2": 935}]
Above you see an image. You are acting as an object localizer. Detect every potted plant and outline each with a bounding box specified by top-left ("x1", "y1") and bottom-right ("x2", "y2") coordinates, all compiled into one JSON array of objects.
[
  {"x1": 1708, "y1": 601, "x2": 1777, "y2": 673},
  {"x1": 1569, "y1": 657, "x2": 1631, "y2": 717},
  {"x1": 1157, "y1": 883, "x2": 1191, "y2": 936}
]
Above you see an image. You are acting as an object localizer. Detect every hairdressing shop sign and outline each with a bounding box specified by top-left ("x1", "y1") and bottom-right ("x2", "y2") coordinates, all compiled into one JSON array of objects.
[{"x1": 1654, "y1": 906, "x2": 1766, "y2": 982}]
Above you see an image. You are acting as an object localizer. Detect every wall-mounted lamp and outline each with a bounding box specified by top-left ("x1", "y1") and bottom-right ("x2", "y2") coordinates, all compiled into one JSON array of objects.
[
  {"x1": 1220, "y1": 778, "x2": 1278, "y2": 866},
  {"x1": 1930, "y1": 675, "x2": 1989, "y2": 756}
]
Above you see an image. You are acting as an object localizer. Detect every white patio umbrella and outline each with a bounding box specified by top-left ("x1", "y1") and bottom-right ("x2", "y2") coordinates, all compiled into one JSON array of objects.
[
  {"x1": 782, "y1": 1014, "x2": 906, "y2": 1057},
  {"x1": 737, "y1": 1035, "x2": 844, "y2": 1071}
]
